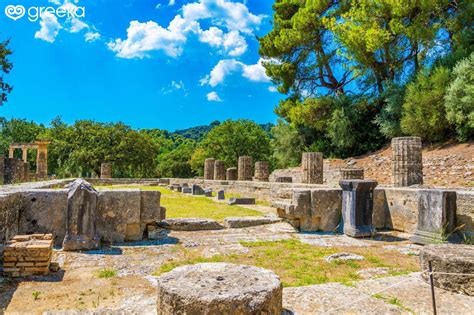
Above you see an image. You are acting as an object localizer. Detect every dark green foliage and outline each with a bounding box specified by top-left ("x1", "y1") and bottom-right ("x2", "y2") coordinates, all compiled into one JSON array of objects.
[
  {"x1": 0, "y1": 39, "x2": 13, "y2": 106},
  {"x1": 271, "y1": 119, "x2": 304, "y2": 168},
  {"x1": 375, "y1": 84, "x2": 406, "y2": 139},
  {"x1": 174, "y1": 120, "x2": 221, "y2": 141}
]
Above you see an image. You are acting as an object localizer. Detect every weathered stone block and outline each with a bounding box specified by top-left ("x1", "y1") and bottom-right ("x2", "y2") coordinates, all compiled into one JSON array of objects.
[
  {"x1": 228, "y1": 198, "x2": 256, "y2": 205},
  {"x1": 238, "y1": 156, "x2": 253, "y2": 181},
  {"x1": 204, "y1": 158, "x2": 215, "y2": 180},
  {"x1": 214, "y1": 160, "x2": 226, "y2": 180},
  {"x1": 192, "y1": 184, "x2": 205, "y2": 195},
  {"x1": 391, "y1": 137, "x2": 423, "y2": 187},
  {"x1": 226, "y1": 167, "x2": 237, "y2": 181},
  {"x1": 302, "y1": 152, "x2": 323, "y2": 184},
  {"x1": 217, "y1": 190, "x2": 225, "y2": 200},
  {"x1": 340, "y1": 180, "x2": 378, "y2": 237},
  {"x1": 411, "y1": 189, "x2": 457, "y2": 245},
  {"x1": 157, "y1": 218, "x2": 225, "y2": 231},
  {"x1": 311, "y1": 189, "x2": 342, "y2": 232}
]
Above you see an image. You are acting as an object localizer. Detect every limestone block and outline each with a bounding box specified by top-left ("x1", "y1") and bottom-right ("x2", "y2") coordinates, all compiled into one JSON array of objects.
[
  {"x1": 302, "y1": 152, "x2": 323, "y2": 184},
  {"x1": 238, "y1": 156, "x2": 253, "y2": 181},
  {"x1": 391, "y1": 137, "x2": 423, "y2": 187},
  {"x1": 226, "y1": 167, "x2": 237, "y2": 181},
  {"x1": 227, "y1": 198, "x2": 256, "y2": 205},
  {"x1": 204, "y1": 158, "x2": 215, "y2": 180},
  {"x1": 156, "y1": 263, "x2": 282, "y2": 315},
  {"x1": 157, "y1": 218, "x2": 225, "y2": 231},
  {"x1": 224, "y1": 217, "x2": 281, "y2": 228},
  {"x1": 254, "y1": 161, "x2": 270, "y2": 182},
  {"x1": 214, "y1": 160, "x2": 226, "y2": 180},
  {"x1": 217, "y1": 190, "x2": 225, "y2": 200},
  {"x1": 311, "y1": 189, "x2": 342, "y2": 232}
]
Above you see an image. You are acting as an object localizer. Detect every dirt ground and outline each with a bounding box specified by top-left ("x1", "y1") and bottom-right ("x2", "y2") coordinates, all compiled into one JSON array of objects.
[{"x1": 1, "y1": 222, "x2": 473, "y2": 314}]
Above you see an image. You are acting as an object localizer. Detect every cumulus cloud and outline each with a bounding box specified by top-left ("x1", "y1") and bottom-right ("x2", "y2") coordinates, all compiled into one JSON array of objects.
[
  {"x1": 85, "y1": 31, "x2": 100, "y2": 42},
  {"x1": 168, "y1": 0, "x2": 176, "y2": 6},
  {"x1": 110, "y1": 0, "x2": 264, "y2": 59},
  {"x1": 201, "y1": 58, "x2": 270, "y2": 86},
  {"x1": 207, "y1": 91, "x2": 222, "y2": 102},
  {"x1": 268, "y1": 86, "x2": 278, "y2": 93},
  {"x1": 35, "y1": 12, "x2": 62, "y2": 43}
]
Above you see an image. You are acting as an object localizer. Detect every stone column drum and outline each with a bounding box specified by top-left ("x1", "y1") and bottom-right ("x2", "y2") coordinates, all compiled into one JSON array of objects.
[
  {"x1": 204, "y1": 158, "x2": 215, "y2": 180},
  {"x1": 391, "y1": 137, "x2": 423, "y2": 187},
  {"x1": 226, "y1": 167, "x2": 237, "y2": 181},
  {"x1": 302, "y1": 152, "x2": 323, "y2": 184},
  {"x1": 254, "y1": 161, "x2": 269, "y2": 181},
  {"x1": 238, "y1": 156, "x2": 253, "y2": 181},
  {"x1": 410, "y1": 189, "x2": 457, "y2": 245},
  {"x1": 100, "y1": 163, "x2": 112, "y2": 179},
  {"x1": 36, "y1": 141, "x2": 50, "y2": 180},
  {"x1": 156, "y1": 263, "x2": 283, "y2": 314},
  {"x1": 340, "y1": 180, "x2": 378, "y2": 237},
  {"x1": 340, "y1": 168, "x2": 364, "y2": 180},
  {"x1": 214, "y1": 160, "x2": 225, "y2": 180}
]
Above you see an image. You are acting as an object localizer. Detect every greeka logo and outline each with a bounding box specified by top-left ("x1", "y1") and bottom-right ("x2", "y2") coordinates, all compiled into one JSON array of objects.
[{"x1": 4, "y1": 3, "x2": 85, "y2": 22}]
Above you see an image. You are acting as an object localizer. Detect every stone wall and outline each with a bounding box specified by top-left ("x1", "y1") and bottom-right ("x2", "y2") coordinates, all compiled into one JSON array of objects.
[
  {"x1": 457, "y1": 191, "x2": 474, "y2": 235},
  {"x1": 0, "y1": 192, "x2": 24, "y2": 243}
]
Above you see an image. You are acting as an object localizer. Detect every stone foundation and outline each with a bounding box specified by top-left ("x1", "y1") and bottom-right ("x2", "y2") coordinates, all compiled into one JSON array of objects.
[{"x1": 3, "y1": 234, "x2": 53, "y2": 277}]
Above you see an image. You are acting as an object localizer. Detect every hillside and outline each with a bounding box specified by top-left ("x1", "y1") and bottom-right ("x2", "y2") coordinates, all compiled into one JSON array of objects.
[{"x1": 173, "y1": 121, "x2": 274, "y2": 141}]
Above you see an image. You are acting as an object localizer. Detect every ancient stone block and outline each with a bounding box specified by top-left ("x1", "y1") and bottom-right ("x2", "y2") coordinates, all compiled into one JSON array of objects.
[
  {"x1": 238, "y1": 156, "x2": 253, "y2": 181},
  {"x1": 217, "y1": 190, "x2": 225, "y2": 200},
  {"x1": 302, "y1": 152, "x2": 323, "y2": 184},
  {"x1": 62, "y1": 179, "x2": 100, "y2": 251},
  {"x1": 192, "y1": 184, "x2": 205, "y2": 195},
  {"x1": 157, "y1": 218, "x2": 225, "y2": 231},
  {"x1": 275, "y1": 176, "x2": 292, "y2": 183},
  {"x1": 254, "y1": 161, "x2": 270, "y2": 182},
  {"x1": 310, "y1": 189, "x2": 342, "y2": 232},
  {"x1": 204, "y1": 188, "x2": 213, "y2": 197},
  {"x1": 204, "y1": 158, "x2": 215, "y2": 180},
  {"x1": 391, "y1": 137, "x2": 423, "y2": 187},
  {"x1": 100, "y1": 163, "x2": 112, "y2": 179},
  {"x1": 340, "y1": 168, "x2": 364, "y2": 180},
  {"x1": 156, "y1": 263, "x2": 282, "y2": 315},
  {"x1": 140, "y1": 190, "x2": 165, "y2": 234},
  {"x1": 213, "y1": 160, "x2": 225, "y2": 180},
  {"x1": 224, "y1": 217, "x2": 280, "y2": 228},
  {"x1": 3, "y1": 234, "x2": 53, "y2": 277},
  {"x1": 340, "y1": 180, "x2": 378, "y2": 237},
  {"x1": 226, "y1": 167, "x2": 237, "y2": 181},
  {"x1": 182, "y1": 187, "x2": 192, "y2": 194},
  {"x1": 228, "y1": 198, "x2": 256, "y2": 205},
  {"x1": 410, "y1": 189, "x2": 457, "y2": 245},
  {"x1": 420, "y1": 244, "x2": 473, "y2": 296}
]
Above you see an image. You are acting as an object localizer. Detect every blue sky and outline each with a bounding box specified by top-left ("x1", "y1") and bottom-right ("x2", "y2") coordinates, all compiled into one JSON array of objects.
[{"x1": 0, "y1": 0, "x2": 282, "y2": 130}]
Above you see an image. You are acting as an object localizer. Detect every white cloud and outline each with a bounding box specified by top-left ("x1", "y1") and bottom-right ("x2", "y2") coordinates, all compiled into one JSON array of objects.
[
  {"x1": 207, "y1": 91, "x2": 222, "y2": 102},
  {"x1": 155, "y1": 3, "x2": 162, "y2": 9},
  {"x1": 182, "y1": 0, "x2": 265, "y2": 34},
  {"x1": 34, "y1": 12, "x2": 61, "y2": 43},
  {"x1": 85, "y1": 31, "x2": 101, "y2": 42},
  {"x1": 168, "y1": 0, "x2": 176, "y2": 6},
  {"x1": 268, "y1": 86, "x2": 277, "y2": 93},
  {"x1": 110, "y1": 0, "x2": 264, "y2": 59},
  {"x1": 202, "y1": 58, "x2": 270, "y2": 86}
]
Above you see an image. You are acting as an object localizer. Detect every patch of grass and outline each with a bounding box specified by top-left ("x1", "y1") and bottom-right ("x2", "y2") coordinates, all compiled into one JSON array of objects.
[
  {"x1": 32, "y1": 291, "x2": 41, "y2": 301},
  {"x1": 372, "y1": 294, "x2": 415, "y2": 314},
  {"x1": 152, "y1": 239, "x2": 418, "y2": 287},
  {"x1": 96, "y1": 268, "x2": 117, "y2": 279},
  {"x1": 97, "y1": 185, "x2": 262, "y2": 221}
]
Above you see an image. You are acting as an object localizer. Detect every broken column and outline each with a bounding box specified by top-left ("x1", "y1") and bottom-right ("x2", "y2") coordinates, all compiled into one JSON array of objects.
[
  {"x1": 238, "y1": 156, "x2": 253, "y2": 181},
  {"x1": 391, "y1": 137, "x2": 423, "y2": 186},
  {"x1": 35, "y1": 140, "x2": 50, "y2": 180},
  {"x1": 340, "y1": 168, "x2": 364, "y2": 180},
  {"x1": 254, "y1": 161, "x2": 270, "y2": 182},
  {"x1": 62, "y1": 179, "x2": 100, "y2": 251},
  {"x1": 156, "y1": 263, "x2": 282, "y2": 314},
  {"x1": 340, "y1": 180, "x2": 378, "y2": 237},
  {"x1": 214, "y1": 160, "x2": 226, "y2": 180},
  {"x1": 100, "y1": 162, "x2": 112, "y2": 179},
  {"x1": 204, "y1": 158, "x2": 215, "y2": 180},
  {"x1": 23, "y1": 162, "x2": 30, "y2": 182},
  {"x1": 302, "y1": 152, "x2": 323, "y2": 184},
  {"x1": 226, "y1": 167, "x2": 237, "y2": 180},
  {"x1": 410, "y1": 189, "x2": 457, "y2": 245}
]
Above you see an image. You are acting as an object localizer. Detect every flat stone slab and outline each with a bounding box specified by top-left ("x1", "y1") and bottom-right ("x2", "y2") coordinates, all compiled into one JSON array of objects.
[
  {"x1": 325, "y1": 252, "x2": 365, "y2": 263},
  {"x1": 228, "y1": 197, "x2": 256, "y2": 205},
  {"x1": 224, "y1": 216, "x2": 281, "y2": 228},
  {"x1": 156, "y1": 263, "x2": 282, "y2": 314},
  {"x1": 420, "y1": 244, "x2": 474, "y2": 295},
  {"x1": 157, "y1": 218, "x2": 225, "y2": 231}
]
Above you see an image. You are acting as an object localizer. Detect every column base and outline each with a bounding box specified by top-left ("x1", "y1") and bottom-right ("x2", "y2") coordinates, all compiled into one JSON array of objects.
[{"x1": 343, "y1": 225, "x2": 374, "y2": 238}]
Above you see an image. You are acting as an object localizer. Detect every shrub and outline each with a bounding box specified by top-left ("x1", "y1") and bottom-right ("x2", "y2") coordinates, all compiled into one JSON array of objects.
[
  {"x1": 445, "y1": 53, "x2": 474, "y2": 141},
  {"x1": 401, "y1": 67, "x2": 451, "y2": 142}
]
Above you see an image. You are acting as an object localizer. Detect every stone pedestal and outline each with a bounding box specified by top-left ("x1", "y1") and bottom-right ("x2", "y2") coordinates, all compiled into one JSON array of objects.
[
  {"x1": 410, "y1": 190, "x2": 457, "y2": 245},
  {"x1": 254, "y1": 161, "x2": 269, "y2": 182},
  {"x1": 204, "y1": 158, "x2": 215, "y2": 180},
  {"x1": 156, "y1": 263, "x2": 282, "y2": 315},
  {"x1": 214, "y1": 160, "x2": 225, "y2": 180},
  {"x1": 391, "y1": 137, "x2": 423, "y2": 187},
  {"x1": 226, "y1": 167, "x2": 237, "y2": 181},
  {"x1": 238, "y1": 156, "x2": 253, "y2": 181},
  {"x1": 62, "y1": 179, "x2": 100, "y2": 251},
  {"x1": 340, "y1": 168, "x2": 364, "y2": 180},
  {"x1": 340, "y1": 180, "x2": 378, "y2": 237},
  {"x1": 100, "y1": 163, "x2": 112, "y2": 179},
  {"x1": 302, "y1": 152, "x2": 323, "y2": 184}
]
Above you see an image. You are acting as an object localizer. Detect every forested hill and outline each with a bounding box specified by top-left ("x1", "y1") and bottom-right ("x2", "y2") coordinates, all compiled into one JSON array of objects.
[{"x1": 174, "y1": 121, "x2": 274, "y2": 141}]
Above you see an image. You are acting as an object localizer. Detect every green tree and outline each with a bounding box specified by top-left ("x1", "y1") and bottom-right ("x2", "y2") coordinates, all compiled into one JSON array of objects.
[
  {"x1": 375, "y1": 84, "x2": 406, "y2": 138},
  {"x1": 0, "y1": 40, "x2": 13, "y2": 105},
  {"x1": 445, "y1": 53, "x2": 474, "y2": 141},
  {"x1": 157, "y1": 140, "x2": 196, "y2": 178},
  {"x1": 271, "y1": 119, "x2": 305, "y2": 168},
  {"x1": 401, "y1": 67, "x2": 452, "y2": 142},
  {"x1": 191, "y1": 120, "x2": 272, "y2": 174}
]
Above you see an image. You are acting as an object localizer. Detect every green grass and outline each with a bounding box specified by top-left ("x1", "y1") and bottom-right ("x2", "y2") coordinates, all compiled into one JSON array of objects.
[
  {"x1": 152, "y1": 239, "x2": 418, "y2": 287},
  {"x1": 95, "y1": 268, "x2": 117, "y2": 278},
  {"x1": 372, "y1": 294, "x2": 415, "y2": 313},
  {"x1": 96, "y1": 185, "x2": 262, "y2": 222}
]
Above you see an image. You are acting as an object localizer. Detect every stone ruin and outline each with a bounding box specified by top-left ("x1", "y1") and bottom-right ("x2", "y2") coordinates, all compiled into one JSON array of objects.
[
  {"x1": 392, "y1": 137, "x2": 423, "y2": 187},
  {"x1": 238, "y1": 156, "x2": 253, "y2": 181},
  {"x1": 100, "y1": 162, "x2": 112, "y2": 179},
  {"x1": 254, "y1": 161, "x2": 270, "y2": 182},
  {"x1": 226, "y1": 167, "x2": 237, "y2": 180},
  {"x1": 340, "y1": 168, "x2": 364, "y2": 180},
  {"x1": 302, "y1": 152, "x2": 323, "y2": 184},
  {"x1": 8, "y1": 140, "x2": 50, "y2": 181},
  {"x1": 213, "y1": 160, "x2": 225, "y2": 180},
  {"x1": 204, "y1": 158, "x2": 215, "y2": 180}
]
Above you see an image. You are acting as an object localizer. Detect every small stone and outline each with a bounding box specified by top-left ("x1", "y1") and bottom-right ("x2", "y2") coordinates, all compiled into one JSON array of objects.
[
  {"x1": 217, "y1": 190, "x2": 225, "y2": 200},
  {"x1": 49, "y1": 262, "x2": 60, "y2": 272},
  {"x1": 325, "y1": 253, "x2": 365, "y2": 263},
  {"x1": 228, "y1": 198, "x2": 256, "y2": 205}
]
